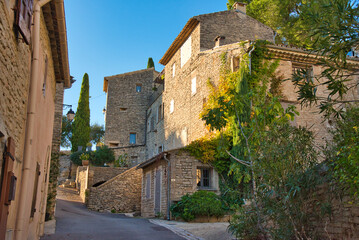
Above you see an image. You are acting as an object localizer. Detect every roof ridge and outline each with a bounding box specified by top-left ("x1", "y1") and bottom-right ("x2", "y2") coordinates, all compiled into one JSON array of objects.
[{"x1": 104, "y1": 68, "x2": 156, "y2": 79}]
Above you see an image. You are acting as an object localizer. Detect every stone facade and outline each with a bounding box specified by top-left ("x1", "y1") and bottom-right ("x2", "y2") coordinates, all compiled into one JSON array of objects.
[
  {"x1": 139, "y1": 150, "x2": 219, "y2": 218},
  {"x1": 0, "y1": 1, "x2": 70, "y2": 239},
  {"x1": 104, "y1": 68, "x2": 158, "y2": 166},
  {"x1": 88, "y1": 166, "x2": 128, "y2": 187},
  {"x1": 87, "y1": 166, "x2": 142, "y2": 213},
  {"x1": 308, "y1": 183, "x2": 359, "y2": 239},
  {"x1": 76, "y1": 166, "x2": 89, "y2": 202}
]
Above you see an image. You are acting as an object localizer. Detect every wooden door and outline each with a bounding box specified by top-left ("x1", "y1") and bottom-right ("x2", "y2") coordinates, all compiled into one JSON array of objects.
[{"x1": 154, "y1": 169, "x2": 161, "y2": 214}]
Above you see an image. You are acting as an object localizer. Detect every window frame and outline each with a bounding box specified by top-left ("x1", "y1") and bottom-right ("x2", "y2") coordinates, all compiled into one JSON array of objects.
[
  {"x1": 197, "y1": 167, "x2": 211, "y2": 189},
  {"x1": 129, "y1": 133, "x2": 137, "y2": 144},
  {"x1": 136, "y1": 84, "x2": 142, "y2": 93}
]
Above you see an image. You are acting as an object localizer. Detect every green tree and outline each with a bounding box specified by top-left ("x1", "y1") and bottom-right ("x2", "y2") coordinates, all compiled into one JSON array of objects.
[
  {"x1": 201, "y1": 41, "x2": 320, "y2": 238},
  {"x1": 147, "y1": 57, "x2": 155, "y2": 69},
  {"x1": 71, "y1": 73, "x2": 91, "y2": 152},
  {"x1": 291, "y1": 0, "x2": 359, "y2": 118},
  {"x1": 61, "y1": 115, "x2": 72, "y2": 148},
  {"x1": 228, "y1": 0, "x2": 359, "y2": 118},
  {"x1": 90, "y1": 123, "x2": 105, "y2": 145}
]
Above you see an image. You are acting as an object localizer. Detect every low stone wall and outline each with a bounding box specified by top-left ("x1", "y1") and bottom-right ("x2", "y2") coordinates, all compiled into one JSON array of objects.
[
  {"x1": 87, "y1": 166, "x2": 142, "y2": 213},
  {"x1": 76, "y1": 166, "x2": 88, "y2": 203},
  {"x1": 58, "y1": 152, "x2": 71, "y2": 184},
  {"x1": 309, "y1": 183, "x2": 359, "y2": 239},
  {"x1": 88, "y1": 166, "x2": 128, "y2": 187}
]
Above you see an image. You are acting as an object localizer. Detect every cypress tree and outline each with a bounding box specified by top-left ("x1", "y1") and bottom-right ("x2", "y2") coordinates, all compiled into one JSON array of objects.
[
  {"x1": 147, "y1": 57, "x2": 155, "y2": 69},
  {"x1": 71, "y1": 73, "x2": 91, "y2": 152}
]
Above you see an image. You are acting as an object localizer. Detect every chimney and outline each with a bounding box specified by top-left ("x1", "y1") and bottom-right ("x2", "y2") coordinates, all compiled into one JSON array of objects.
[
  {"x1": 214, "y1": 36, "x2": 226, "y2": 48},
  {"x1": 233, "y1": 2, "x2": 247, "y2": 14}
]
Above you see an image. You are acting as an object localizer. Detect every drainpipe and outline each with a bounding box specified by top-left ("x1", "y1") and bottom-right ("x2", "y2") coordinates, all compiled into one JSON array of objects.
[
  {"x1": 163, "y1": 153, "x2": 171, "y2": 221},
  {"x1": 248, "y1": 42, "x2": 256, "y2": 75},
  {"x1": 15, "y1": 0, "x2": 53, "y2": 239}
]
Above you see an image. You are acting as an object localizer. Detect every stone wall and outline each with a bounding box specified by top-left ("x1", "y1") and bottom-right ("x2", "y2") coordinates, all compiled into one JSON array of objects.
[
  {"x1": 76, "y1": 166, "x2": 89, "y2": 203},
  {"x1": 88, "y1": 166, "x2": 128, "y2": 187},
  {"x1": 87, "y1": 166, "x2": 142, "y2": 213},
  {"x1": 58, "y1": 152, "x2": 71, "y2": 184},
  {"x1": 308, "y1": 183, "x2": 359, "y2": 239}
]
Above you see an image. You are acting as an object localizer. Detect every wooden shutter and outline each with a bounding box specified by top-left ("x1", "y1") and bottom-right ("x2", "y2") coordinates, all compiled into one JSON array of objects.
[{"x1": 16, "y1": 0, "x2": 34, "y2": 44}]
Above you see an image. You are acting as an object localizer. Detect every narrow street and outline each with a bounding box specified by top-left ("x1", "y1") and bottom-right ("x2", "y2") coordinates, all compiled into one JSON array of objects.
[{"x1": 41, "y1": 188, "x2": 185, "y2": 240}]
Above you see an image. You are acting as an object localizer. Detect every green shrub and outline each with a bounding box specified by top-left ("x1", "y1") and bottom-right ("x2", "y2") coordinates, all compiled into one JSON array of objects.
[
  {"x1": 114, "y1": 153, "x2": 130, "y2": 167},
  {"x1": 70, "y1": 150, "x2": 84, "y2": 166},
  {"x1": 328, "y1": 105, "x2": 359, "y2": 197},
  {"x1": 91, "y1": 145, "x2": 115, "y2": 166},
  {"x1": 170, "y1": 191, "x2": 225, "y2": 222}
]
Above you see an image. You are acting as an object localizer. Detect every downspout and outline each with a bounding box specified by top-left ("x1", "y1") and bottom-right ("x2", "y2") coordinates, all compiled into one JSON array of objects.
[
  {"x1": 15, "y1": 0, "x2": 53, "y2": 239},
  {"x1": 248, "y1": 42, "x2": 256, "y2": 75},
  {"x1": 163, "y1": 153, "x2": 171, "y2": 221}
]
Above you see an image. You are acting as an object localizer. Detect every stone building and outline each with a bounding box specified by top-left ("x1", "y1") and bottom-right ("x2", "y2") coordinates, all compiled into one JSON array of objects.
[
  {"x1": 0, "y1": 0, "x2": 70, "y2": 239},
  {"x1": 103, "y1": 68, "x2": 158, "y2": 165},
  {"x1": 103, "y1": 3, "x2": 359, "y2": 221},
  {"x1": 137, "y1": 150, "x2": 220, "y2": 219}
]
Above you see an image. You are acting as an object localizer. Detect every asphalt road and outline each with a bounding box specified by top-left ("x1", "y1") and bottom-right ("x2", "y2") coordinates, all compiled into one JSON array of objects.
[{"x1": 41, "y1": 197, "x2": 185, "y2": 240}]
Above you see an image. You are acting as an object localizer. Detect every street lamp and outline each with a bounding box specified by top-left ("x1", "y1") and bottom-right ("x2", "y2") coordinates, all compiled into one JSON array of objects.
[{"x1": 63, "y1": 104, "x2": 75, "y2": 121}]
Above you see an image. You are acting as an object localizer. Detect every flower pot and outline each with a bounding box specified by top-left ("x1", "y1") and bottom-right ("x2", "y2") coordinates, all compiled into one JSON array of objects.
[{"x1": 82, "y1": 160, "x2": 89, "y2": 166}]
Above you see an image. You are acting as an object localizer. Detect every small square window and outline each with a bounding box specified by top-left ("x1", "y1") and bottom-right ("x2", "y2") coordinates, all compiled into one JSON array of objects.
[
  {"x1": 136, "y1": 84, "x2": 142, "y2": 92},
  {"x1": 130, "y1": 133, "x2": 136, "y2": 144},
  {"x1": 197, "y1": 168, "x2": 211, "y2": 188}
]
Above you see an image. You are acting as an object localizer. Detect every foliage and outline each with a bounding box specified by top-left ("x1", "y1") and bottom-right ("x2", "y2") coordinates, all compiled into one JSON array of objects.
[
  {"x1": 185, "y1": 132, "x2": 232, "y2": 173},
  {"x1": 291, "y1": 0, "x2": 359, "y2": 118},
  {"x1": 90, "y1": 123, "x2": 105, "y2": 145},
  {"x1": 61, "y1": 115, "x2": 72, "y2": 148},
  {"x1": 201, "y1": 40, "x2": 323, "y2": 238},
  {"x1": 170, "y1": 191, "x2": 226, "y2": 222},
  {"x1": 71, "y1": 73, "x2": 91, "y2": 152},
  {"x1": 228, "y1": 0, "x2": 359, "y2": 118},
  {"x1": 80, "y1": 153, "x2": 90, "y2": 161},
  {"x1": 147, "y1": 57, "x2": 155, "y2": 69},
  {"x1": 91, "y1": 145, "x2": 115, "y2": 166},
  {"x1": 328, "y1": 105, "x2": 359, "y2": 197},
  {"x1": 46, "y1": 152, "x2": 60, "y2": 220},
  {"x1": 114, "y1": 153, "x2": 130, "y2": 167},
  {"x1": 70, "y1": 150, "x2": 86, "y2": 166}
]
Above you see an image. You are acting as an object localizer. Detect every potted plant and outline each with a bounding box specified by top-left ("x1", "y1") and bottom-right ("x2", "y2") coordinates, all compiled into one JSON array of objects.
[{"x1": 80, "y1": 153, "x2": 90, "y2": 166}]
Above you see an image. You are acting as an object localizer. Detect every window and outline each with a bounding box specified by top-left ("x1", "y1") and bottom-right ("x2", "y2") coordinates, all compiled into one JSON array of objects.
[
  {"x1": 197, "y1": 168, "x2": 211, "y2": 188},
  {"x1": 191, "y1": 77, "x2": 197, "y2": 95},
  {"x1": 136, "y1": 84, "x2": 142, "y2": 92},
  {"x1": 231, "y1": 56, "x2": 240, "y2": 72},
  {"x1": 145, "y1": 173, "x2": 151, "y2": 199},
  {"x1": 181, "y1": 35, "x2": 192, "y2": 67},
  {"x1": 157, "y1": 104, "x2": 163, "y2": 122},
  {"x1": 172, "y1": 63, "x2": 176, "y2": 77},
  {"x1": 292, "y1": 63, "x2": 313, "y2": 82},
  {"x1": 158, "y1": 145, "x2": 163, "y2": 153},
  {"x1": 129, "y1": 133, "x2": 136, "y2": 144},
  {"x1": 120, "y1": 107, "x2": 127, "y2": 112},
  {"x1": 170, "y1": 99, "x2": 174, "y2": 113},
  {"x1": 150, "y1": 116, "x2": 155, "y2": 131},
  {"x1": 109, "y1": 142, "x2": 119, "y2": 148}
]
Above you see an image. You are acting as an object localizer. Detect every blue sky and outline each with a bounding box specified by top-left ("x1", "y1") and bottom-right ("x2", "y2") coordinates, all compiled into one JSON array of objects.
[{"x1": 63, "y1": 0, "x2": 227, "y2": 126}]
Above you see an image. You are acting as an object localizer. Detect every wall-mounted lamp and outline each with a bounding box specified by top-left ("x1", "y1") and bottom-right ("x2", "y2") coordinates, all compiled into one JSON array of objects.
[
  {"x1": 63, "y1": 104, "x2": 75, "y2": 121},
  {"x1": 102, "y1": 107, "x2": 106, "y2": 115}
]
